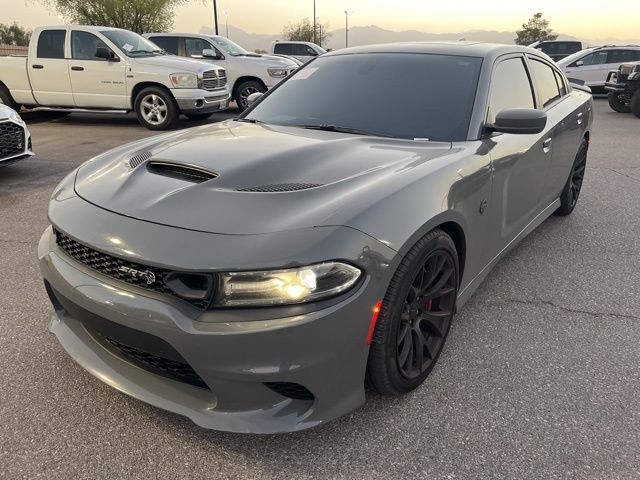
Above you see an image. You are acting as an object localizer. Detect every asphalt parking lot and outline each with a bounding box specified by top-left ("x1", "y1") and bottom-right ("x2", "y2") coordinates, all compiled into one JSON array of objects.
[{"x1": 1, "y1": 99, "x2": 639, "y2": 479}]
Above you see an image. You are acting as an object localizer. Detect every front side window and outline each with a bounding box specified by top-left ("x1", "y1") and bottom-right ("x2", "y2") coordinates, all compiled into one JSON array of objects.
[
  {"x1": 529, "y1": 59, "x2": 561, "y2": 108},
  {"x1": 71, "y1": 31, "x2": 109, "y2": 60},
  {"x1": 185, "y1": 37, "x2": 212, "y2": 57},
  {"x1": 37, "y1": 30, "x2": 66, "y2": 59},
  {"x1": 100, "y1": 30, "x2": 162, "y2": 57},
  {"x1": 575, "y1": 51, "x2": 608, "y2": 66},
  {"x1": 607, "y1": 49, "x2": 640, "y2": 64},
  {"x1": 488, "y1": 57, "x2": 535, "y2": 122},
  {"x1": 149, "y1": 36, "x2": 179, "y2": 55},
  {"x1": 292, "y1": 44, "x2": 314, "y2": 56},
  {"x1": 273, "y1": 43, "x2": 292, "y2": 55},
  {"x1": 246, "y1": 53, "x2": 483, "y2": 141}
]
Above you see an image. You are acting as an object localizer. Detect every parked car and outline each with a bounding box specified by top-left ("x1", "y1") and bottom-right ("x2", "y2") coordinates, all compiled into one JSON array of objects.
[
  {"x1": 0, "y1": 104, "x2": 33, "y2": 167},
  {"x1": 0, "y1": 26, "x2": 230, "y2": 130},
  {"x1": 270, "y1": 40, "x2": 326, "y2": 63},
  {"x1": 144, "y1": 33, "x2": 298, "y2": 111},
  {"x1": 39, "y1": 42, "x2": 593, "y2": 434},
  {"x1": 557, "y1": 45, "x2": 640, "y2": 93},
  {"x1": 529, "y1": 40, "x2": 583, "y2": 62},
  {"x1": 605, "y1": 61, "x2": 640, "y2": 117}
]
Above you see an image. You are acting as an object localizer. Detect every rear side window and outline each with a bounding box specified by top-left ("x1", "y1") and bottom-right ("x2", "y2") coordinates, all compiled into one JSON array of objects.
[
  {"x1": 529, "y1": 59, "x2": 561, "y2": 107},
  {"x1": 71, "y1": 31, "x2": 109, "y2": 60},
  {"x1": 150, "y1": 36, "x2": 179, "y2": 55},
  {"x1": 574, "y1": 51, "x2": 608, "y2": 66},
  {"x1": 607, "y1": 49, "x2": 640, "y2": 64},
  {"x1": 273, "y1": 43, "x2": 291, "y2": 55},
  {"x1": 37, "y1": 30, "x2": 66, "y2": 59},
  {"x1": 488, "y1": 57, "x2": 534, "y2": 122},
  {"x1": 554, "y1": 70, "x2": 567, "y2": 97}
]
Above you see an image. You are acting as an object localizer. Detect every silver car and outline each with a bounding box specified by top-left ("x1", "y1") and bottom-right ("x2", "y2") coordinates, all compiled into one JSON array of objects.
[{"x1": 39, "y1": 43, "x2": 593, "y2": 433}]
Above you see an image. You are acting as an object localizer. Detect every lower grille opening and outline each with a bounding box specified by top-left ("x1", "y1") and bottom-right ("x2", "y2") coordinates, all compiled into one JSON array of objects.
[{"x1": 264, "y1": 382, "x2": 314, "y2": 401}]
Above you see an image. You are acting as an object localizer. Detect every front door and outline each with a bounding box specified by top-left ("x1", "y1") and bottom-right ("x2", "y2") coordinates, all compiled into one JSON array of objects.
[
  {"x1": 68, "y1": 30, "x2": 127, "y2": 109},
  {"x1": 28, "y1": 29, "x2": 74, "y2": 106}
]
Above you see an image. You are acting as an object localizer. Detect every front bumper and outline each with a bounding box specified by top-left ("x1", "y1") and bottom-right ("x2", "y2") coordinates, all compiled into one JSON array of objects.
[
  {"x1": 0, "y1": 119, "x2": 34, "y2": 167},
  {"x1": 38, "y1": 194, "x2": 397, "y2": 433},
  {"x1": 171, "y1": 88, "x2": 231, "y2": 114}
]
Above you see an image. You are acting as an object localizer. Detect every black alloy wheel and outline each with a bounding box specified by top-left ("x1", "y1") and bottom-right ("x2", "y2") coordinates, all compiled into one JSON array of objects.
[{"x1": 556, "y1": 139, "x2": 588, "y2": 216}]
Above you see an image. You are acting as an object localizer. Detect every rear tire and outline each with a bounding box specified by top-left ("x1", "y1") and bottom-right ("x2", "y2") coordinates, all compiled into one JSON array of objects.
[
  {"x1": 366, "y1": 229, "x2": 459, "y2": 395},
  {"x1": 631, "y1": 91, "x2": 640, "y2": 119},
  {"x1": 134, "y1": 87, "x2": 178, "y2": 130},
  {"x1": 607, "y1": 92, "x2": 631, "y2": 113},
  {"x1": 234, "y1": 80, "x2": 267, "y2": 112},
  {"x1": 555, "y1": 139, "x2": 588, "y2": 216},
  {"x1": 0, "y1": 86, "x2": 21, "y2": 111}
]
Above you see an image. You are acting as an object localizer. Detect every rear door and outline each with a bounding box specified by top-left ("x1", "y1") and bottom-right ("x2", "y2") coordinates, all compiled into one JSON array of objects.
[
  {"x1": 28, "y1": 29, "x2": 74, "y2": 106},
  {"x1": 486, "y1": 55, "x2": 555, "y2": 249},
  {"x1": 68, "y1": 30, "x2": 128, "y2": 108}
]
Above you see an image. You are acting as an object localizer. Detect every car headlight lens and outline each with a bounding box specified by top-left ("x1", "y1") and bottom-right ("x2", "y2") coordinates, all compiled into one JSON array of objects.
[
  {"x1": 216, "y1": 262, "x2": 362, "y2": 307},
  {"x1": 9, "y1": 110, "x2": 24, "y2": 125},
  {"x1": 169, "y1": 72, "x2": 198, "y2": 88},
  {"x1": 267, "y1": 67, "x2": 290, "y2": 78}
]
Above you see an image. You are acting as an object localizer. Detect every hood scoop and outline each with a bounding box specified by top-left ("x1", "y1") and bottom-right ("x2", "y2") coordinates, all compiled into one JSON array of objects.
[
  {"x1": 146, "y1": 161, "x2": 218, "y2": 184},
  {"x1": 236, "y1": 183, "x2": 323, "y2": 193}
]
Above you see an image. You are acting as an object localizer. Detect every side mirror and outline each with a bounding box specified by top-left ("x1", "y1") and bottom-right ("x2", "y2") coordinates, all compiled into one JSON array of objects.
[
  {"x1": 489, "y1": 109, "x2": 547, "y2": 135},
  {"x1": 202, "y1": 48, "x2": 221, "y2": 59},
  {"x1": 96, "y1": 47, "x2": 118, "y2": 62},
  {"x1": 246, "y1": 92, "x2": 263, "y2": 107},
  {"x1": 575, "y1": 60, "x2": 584, "y2": 67}
]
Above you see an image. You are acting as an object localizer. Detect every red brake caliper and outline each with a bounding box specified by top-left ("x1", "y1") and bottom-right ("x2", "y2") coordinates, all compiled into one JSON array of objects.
[{"x1": 426, "y1": 299, "x2": 433, "y2": 311}]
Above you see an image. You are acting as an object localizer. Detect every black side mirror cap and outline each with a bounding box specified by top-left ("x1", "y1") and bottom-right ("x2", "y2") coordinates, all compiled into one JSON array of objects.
[{"x1": 487, "y1": 108, "x2": 547, "y2": 135}]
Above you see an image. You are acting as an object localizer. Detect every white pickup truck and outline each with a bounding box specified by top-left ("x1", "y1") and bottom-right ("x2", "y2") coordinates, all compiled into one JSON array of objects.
[{"x1": 0, "y1": 26, "x2": 231, "y2": 130}]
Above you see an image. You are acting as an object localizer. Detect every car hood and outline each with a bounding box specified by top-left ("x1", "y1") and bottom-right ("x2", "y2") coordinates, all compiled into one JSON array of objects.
[
  {"x1": 134, "y1": 55, "x2": 220, "y2": 73},
  {"x1": 74, "y1": 121, "x2": 455, "y2": 235}
]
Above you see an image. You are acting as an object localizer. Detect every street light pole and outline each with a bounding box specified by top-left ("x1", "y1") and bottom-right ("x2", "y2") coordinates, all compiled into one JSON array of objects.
[
  {"x1": 344, "y1": 11, "x2": 349, "y2": 48},
  {"x1": 313, "y1": 0, "x2": 316, "y2": 45},
  {"x1": 212, "y1": 0, "x2": 219, "y2": 35}
]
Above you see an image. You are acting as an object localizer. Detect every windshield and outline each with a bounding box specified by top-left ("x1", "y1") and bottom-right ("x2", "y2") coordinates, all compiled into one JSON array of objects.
[
  {"x1": 210, "y1": 36, "x2": 249, "y2": 56},
  {"x1": 101, "y1": 30, "x2": 163, "y2": 56},
  {"x1": 244, "y1": 53, "x2": 482, "y2": 141}
]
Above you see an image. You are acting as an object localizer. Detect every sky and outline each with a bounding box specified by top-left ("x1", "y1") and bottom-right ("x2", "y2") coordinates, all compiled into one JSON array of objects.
[{"x1": 3, "y1": 0, "x2": 640, "y2": 42}]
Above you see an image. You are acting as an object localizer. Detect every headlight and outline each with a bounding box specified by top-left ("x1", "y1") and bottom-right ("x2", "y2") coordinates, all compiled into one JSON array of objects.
[
  {"x1": 169, "y1": 72, "x2": 198, "y2": 89},
  {"x1": 267, "y1": 67, "x2": 290, "y2": 78},
  {"x1": 216, "y1": 262, "x2": 362, "y2": 307},
  {"x1": 9, "y1": 110, "x2": 24, "y2": 125}
]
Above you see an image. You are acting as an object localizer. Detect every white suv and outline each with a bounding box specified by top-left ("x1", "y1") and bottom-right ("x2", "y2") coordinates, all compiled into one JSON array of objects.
[
  {"x1": 557, "y1": 46, "x2": 640, "y2": 92},
  {"x1": 145, "y1": 33, "x2": 298, "y2": 111}
]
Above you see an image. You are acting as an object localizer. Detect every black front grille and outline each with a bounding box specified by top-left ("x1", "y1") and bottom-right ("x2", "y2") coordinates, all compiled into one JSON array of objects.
[
  {"x1": 265, "y1": 382, "x2": 314, "y2": 401},
  {"x1": 103, "y1": 336, "x2": 208, "y2": 389},
  {"x1": 54, "y1": 229, "x2": 210, "y2": 309},
  {"x1": 201, "y1": 69, "x2": 227, "y2": 91},
  {"x1": 0, "y1": 121, "x2": 25, "y2": 160},
  {"x1": 237, "y1": 183, "x2": 322, "y2": 192}
]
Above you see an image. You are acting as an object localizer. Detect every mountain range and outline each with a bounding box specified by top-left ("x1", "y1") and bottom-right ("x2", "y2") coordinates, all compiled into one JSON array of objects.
[{"x1": 198, "y1": 24, "x2": 640, "y2": 52}]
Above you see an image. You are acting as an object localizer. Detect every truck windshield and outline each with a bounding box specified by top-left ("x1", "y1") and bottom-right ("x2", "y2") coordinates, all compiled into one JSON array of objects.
[
  {"x1": 243, "y1": 53, "x2": 482, "y2": 142},
  {"x1": 210, "y1": 37, "x2": 249, "y2": 57},
  {"x1": 101, "y1": 30, "x2": 163, "y2": 56}
]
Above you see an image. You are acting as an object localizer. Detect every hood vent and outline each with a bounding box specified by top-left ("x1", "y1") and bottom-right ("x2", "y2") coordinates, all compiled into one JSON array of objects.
[
  {"x1": 236, "y1": 183, "x2": 322, "y2": 193},
  {"x1": 146, "y1": 161, "x2": 218, "y2": 184},
  {"x1": 128, "y1": 151, "x2": 152, "y2": 169}
]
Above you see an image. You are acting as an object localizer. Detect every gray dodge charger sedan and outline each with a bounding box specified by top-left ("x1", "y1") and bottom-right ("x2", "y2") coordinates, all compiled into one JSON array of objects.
[{"x1": 39, "y1": 42, "x2": 593, "y2": 433}]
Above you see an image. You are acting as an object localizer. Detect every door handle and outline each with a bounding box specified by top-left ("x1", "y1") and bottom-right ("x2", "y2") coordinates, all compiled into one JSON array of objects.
[
  {"x1": 542, "y1": 138, "x2": 552, "y2": 153},
  {"x1": 577, "y1": 112, "x2": 583, "y2": 125},
  {"x1": 71, "y1": 66, "x2": 84, "y2": 71},
  {"x1": 32, "y1": 64, "x2": 44, "y2": 69}
]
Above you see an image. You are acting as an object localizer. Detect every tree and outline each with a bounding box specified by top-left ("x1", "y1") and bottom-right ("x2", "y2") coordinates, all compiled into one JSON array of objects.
[
  {"x1": 282, "y1": 18, "x2": 331, "y2": 47},
  {"x1": 515, "y1": 12, "x2": 558, "y2": 45},
  {"x1": 0, "y1": 23, "x2": 31, "y2": 46},
  {"x1": 48, "y1": 0, "x2": 187, "y2": 34}
]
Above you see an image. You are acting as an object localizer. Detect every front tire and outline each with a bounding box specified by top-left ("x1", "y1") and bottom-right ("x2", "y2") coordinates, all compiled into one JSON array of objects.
[
  {"x1": 555, "y1": 139, "x2": 588, "y2": 216},
  {"x1": 134, "y1": 87, "x2": 178, "y2": 130},
  {"x1": 367, "y1": 229, "x2": 459, "y2": 395},
  {"x1": 631, "y1": 91, "x2": 640, "y2": 119},
  {"x1": 608, "y1": 92, "x2": 631, "y2": 113},
  {"x1": 234, "y1": 80, "x2": 267, "y2": 112}
]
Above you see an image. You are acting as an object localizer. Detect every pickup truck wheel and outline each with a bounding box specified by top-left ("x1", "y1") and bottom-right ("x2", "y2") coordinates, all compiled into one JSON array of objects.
[
  {"x1": 235, "y1": 80, "x2": 266, "y2": 112},
  {"x1": 0, "y1": 86, "x2": 20, "y2": 112},
  {"x1": 608, "y1": 92, "x2": 631, "y2": 113},
  {"x1": 631, "y1": 91, "x2": 640, "y2": 119},
  {"x1": 134, "y1": 87, "x2": 178, "y2": 130}
]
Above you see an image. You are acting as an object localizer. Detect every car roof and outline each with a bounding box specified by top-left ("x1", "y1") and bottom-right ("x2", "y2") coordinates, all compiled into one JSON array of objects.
[{"x1": 325, "y1": 42, "x2": 541, "y2": 59}]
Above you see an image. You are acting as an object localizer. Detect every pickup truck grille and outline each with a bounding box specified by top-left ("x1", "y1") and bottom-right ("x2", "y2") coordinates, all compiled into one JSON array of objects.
[
  {"x1": 0, "y1": 121, "x2": 25, "y2": 160},
  {"x1": 201, "y1": 69, "x2": 227, "y2": 91}
]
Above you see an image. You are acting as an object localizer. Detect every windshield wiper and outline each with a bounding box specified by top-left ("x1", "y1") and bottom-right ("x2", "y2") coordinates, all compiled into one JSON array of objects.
[
  {"x1": 128, "y1": 49, "x2": 157, "y2": 55},
  {"x1": 294, "y1": 124, "x2": 396, "y2": 138}
]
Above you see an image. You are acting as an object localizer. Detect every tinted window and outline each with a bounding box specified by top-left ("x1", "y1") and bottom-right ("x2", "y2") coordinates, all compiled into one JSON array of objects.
[
  {"x1": 575, "y1": 51, "x2": 608, "y2": 66},
  {"x1": 247, "y1": 53, "x2": 483, "y2": 141},
  {"x1": 273, "y1": 43, "x2": 291, "y2": 55},
  {"x1": 529, "y1": 59, "x2": 561, "y2": 107},
  {"x1": 488, "y1": 58, "x2": 534, "y2": 122},
  {"x1": 150, "y1": 36, "x2": 179, "y2": 55},
  {"x1": 608, "y1": 49, "x2": 640, "y2": 64},
  {"x1": 185, "y1": 37, "x2": 211, "y2": 57},
  {"x1": 292, "y1": 44, "x2": 313, "y2": 56},
  {"x1": 71, "y1": 31, "x2": 109, "y2": 60},
  {"x1": 37, "y1": 30, "x2": 66, "y2": 59}
]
